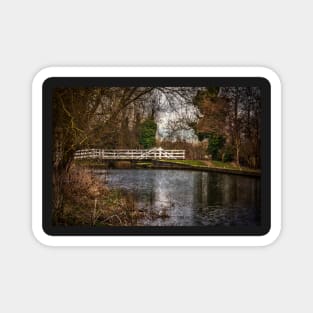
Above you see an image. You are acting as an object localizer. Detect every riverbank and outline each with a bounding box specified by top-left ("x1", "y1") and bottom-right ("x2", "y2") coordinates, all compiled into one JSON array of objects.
[
  {"x1": 75, "y1": 159, "x2": 260, "y2": 177},
  {"x1": 56, "y1": 165, "x2": 154, "y2": 226},
  {"x1": 153, "y1": 160, "x2": 261, "y2": 177}
]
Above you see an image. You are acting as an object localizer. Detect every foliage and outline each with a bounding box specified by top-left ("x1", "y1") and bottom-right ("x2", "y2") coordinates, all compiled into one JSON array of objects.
[
  {"x1": 195, "y1": 87, "x2": 261, "y2": 168},
  {"x1": 207, "y1": 133, "x2": 225, "y2": 160},
  {"x1": 138, "y1": 119, "x2": 157, "y2": 149},
  {"x1": 193, "y1": 87, "x2": 219, "y2": 107},
  {"x1": 196, "y1": 131, "x2": 226, "y2": 160},
  {"x1": 197, "y1": 132, "x2": 211, "y2": 141},
  {"x1": 158, "y1": 139, "x2": 207, "y2": 160},
  {"x1": 222, "y1": 145, "x2": 234, "y2": 162},
  {"x1": 194, "y1": 90, "x2": 227, "y2": 136},
  {"x1": 206, "y1": 87, "x2": 219, "y2": 97}
]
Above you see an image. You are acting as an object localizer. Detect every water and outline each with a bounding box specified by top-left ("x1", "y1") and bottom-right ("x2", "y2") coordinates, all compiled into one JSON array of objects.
[{"x1": 96, "y1": 169, "x2": 261, "y2": 226}]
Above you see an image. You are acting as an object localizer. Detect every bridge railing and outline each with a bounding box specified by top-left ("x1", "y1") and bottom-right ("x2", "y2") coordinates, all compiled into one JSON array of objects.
[{"x1": 74, "y1": 148, "x2": 185, "y2": 160}]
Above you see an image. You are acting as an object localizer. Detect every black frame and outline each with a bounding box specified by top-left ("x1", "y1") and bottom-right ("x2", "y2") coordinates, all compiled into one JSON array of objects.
[{"x1": 43, "y1": 77, "x2": 271, "y2": 236}]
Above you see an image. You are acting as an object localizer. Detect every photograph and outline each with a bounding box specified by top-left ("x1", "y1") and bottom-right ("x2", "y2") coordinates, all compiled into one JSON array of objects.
[{"x1": 51, "y1": 84, "x2": 262, "y2": 228}]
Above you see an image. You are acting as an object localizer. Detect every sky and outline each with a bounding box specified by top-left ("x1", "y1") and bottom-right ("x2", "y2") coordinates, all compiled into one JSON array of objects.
[{"x1": 155, "y1": 90, "x2": 199, "y2": 143}]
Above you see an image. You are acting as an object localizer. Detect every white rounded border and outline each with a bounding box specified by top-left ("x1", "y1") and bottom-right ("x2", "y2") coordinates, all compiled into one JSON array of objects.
[{"x1": 32, "y1": 66, "x2": 281, "y2": 246}]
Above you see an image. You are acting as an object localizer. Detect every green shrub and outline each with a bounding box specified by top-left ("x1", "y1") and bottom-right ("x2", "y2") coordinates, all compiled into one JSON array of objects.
[
  {"x1": 222, "y1": 145, "x2": 234, "y2": 162},
  {"x1": 207, "y1": 133, "x2": 225, "y2": 160},
  {"x1": 139, "y1": 119, "x2": 157, "y2": 149}
]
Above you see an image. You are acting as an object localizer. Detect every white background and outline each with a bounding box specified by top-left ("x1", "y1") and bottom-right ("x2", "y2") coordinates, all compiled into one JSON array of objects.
[{"x1": 0, "y1": 0, "x2": 311, "y2": 312}]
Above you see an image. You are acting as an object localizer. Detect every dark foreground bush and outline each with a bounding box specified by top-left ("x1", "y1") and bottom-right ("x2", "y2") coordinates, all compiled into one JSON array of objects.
[{"x1": 55, "y1": 165, "x2": 147, "y2": 226}]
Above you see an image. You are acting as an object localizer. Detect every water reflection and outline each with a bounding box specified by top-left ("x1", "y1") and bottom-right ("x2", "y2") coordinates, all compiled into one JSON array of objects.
[{"x1": 96, "y1": 169, "x2": 260, "y2": 226}]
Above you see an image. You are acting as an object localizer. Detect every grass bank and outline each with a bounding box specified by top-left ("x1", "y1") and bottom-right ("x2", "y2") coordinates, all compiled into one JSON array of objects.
[
  {"x1": 156, "y1": 159, "x2": 260, "y2": 176},
  {"x1": 73, "y1": 159, "x2": 260, "y2": 176}
]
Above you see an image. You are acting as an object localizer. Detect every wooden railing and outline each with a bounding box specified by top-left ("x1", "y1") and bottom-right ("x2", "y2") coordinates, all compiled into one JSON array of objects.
[{"x1": 74, "y1": 147, "x2": 185, "y2": 160}]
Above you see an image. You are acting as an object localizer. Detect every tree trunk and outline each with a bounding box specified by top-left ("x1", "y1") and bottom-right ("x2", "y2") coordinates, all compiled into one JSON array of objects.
[
  {"x1": 52, "y1": 151, "x2": 73, "y2": 224},
  {"x1": 235, "y1": 140, "x2": 240, "y2": 166}
]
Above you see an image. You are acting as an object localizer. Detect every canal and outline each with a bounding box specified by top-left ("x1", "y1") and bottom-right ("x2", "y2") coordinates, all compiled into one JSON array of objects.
[{"x1": 95, "y1": 169, "x2": 261, "y2": 226}]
